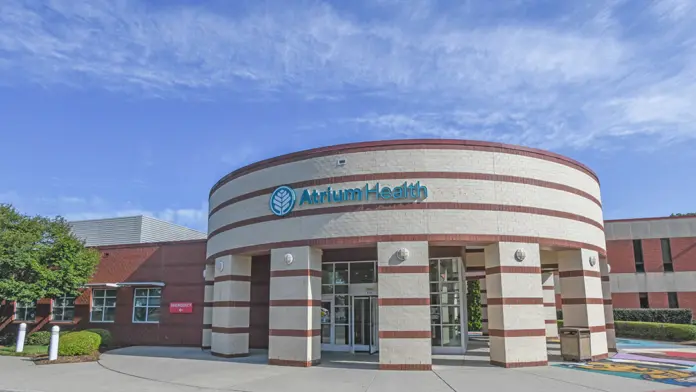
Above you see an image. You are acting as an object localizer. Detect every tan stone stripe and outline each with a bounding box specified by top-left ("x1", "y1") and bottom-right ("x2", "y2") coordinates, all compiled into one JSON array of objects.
[
  {"x1": 379, "y1": 330, "x2": 431, "y2": 339},
  {"x1": 269, "y1": 329, "x2": 321, "y2": 337},
  {"x1": 269, "y1": 299, "x2": 321, "y2": 306},
  {"x1": 212, "y1": 327, "x2": 249, "y2": 334},
  {"x1": 206, "y1": 234, "x2": 607, "y2": 263},
  {"x1": 270, "y1": 269, "x2": 322, "y2": 278},
  {"x1": 209, "y1": 171, "x2": 602, "y2": 217},
  {"x1": 208, "y1": 202, "x2": 604, "y2": 239},
  {"x1": 378, "y1": 298, "x2": 430, "y2": 306},
  {"x1": 215, "y1": 275, "x2": 251, "y2": 282},
  {"x1": 558, "y1": 270, "x2": 601, "y2": 278},
  {"x1": 213, "y1": 301, "x2": 251, "y2": 307},
  {"x1": 485, "y1": 266, "x2": 543, "y2": 275},
  {"x1": 209, "y1": 139, "x2": 599, "y2": 197},
  {"x1": 561, "y1": 298, "x2": 604, "y2": 305},
  {"x1": 378, "y1": 265, "x2": 429, "y2": 274},
  {"x1": 488, "y1": 298, "x2": 544, "y2": 305},
  {"x1": 488, "y1": 329, "x2": 546, "y2": 337},
  {"x1": 379, "y1": 364, "x2": 432, "y2": 371}
]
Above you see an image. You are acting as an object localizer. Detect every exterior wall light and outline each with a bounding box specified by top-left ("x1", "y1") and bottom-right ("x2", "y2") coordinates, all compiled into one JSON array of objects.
[
  {"x1": 589, "y1": 256, "x2": 597, "y2": 267},
  {"x1": 216, "y1": 260, "x2": 224, "y2": 272},
  {"x1": 514, "y1": 249, "x2": 526, "y2": 262},
  {"x1": 284, "y1": 253, "x2": 294, "y2": 265},
  {"x1": 396, "y1": 248, "x2": 410, "y2": 261}
]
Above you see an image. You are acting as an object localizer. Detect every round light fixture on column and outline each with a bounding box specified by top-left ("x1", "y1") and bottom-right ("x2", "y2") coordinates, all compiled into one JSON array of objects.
[
  {"x1": 396, "y1": 248, "x2": 410, "y2": 261},
  {"x1": 216, "y1": 260, "x2": 224, "y2": 272},
  {"x1": 284, "y1": 253, "x2": 294, "y2": 265},
  {"x1": 589, "y1": 256, "x2": 597, "y2": 267},
  {"x1": 514, "y1": 249, "x2": 526, "y2": 262},
  {"x1": 607, "y1": 264, "x2": 611, "y2": 273},
  {"x1": 202, "y1": 269, "x2": 206, "y2": 279}
]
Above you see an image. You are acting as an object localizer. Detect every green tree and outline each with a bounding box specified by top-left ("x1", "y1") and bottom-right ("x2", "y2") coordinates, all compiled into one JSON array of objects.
[
  {"x1": 0, "y1": 204, "x2": 99, "y2": 303},
  {"x1": 671, "y1": 212, "x2": 696, "y2": 217},
  {"x1": 467, "y1": 279, "x2": 482, "y2": 331}
]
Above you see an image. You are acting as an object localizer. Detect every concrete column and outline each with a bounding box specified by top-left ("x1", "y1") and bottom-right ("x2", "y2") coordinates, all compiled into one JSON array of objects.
[
  {"x1": 484, "y1": 242, "x2": 548, "y2": 368},
  {"x1": 600, "y1": 257, "x2": 617, "y2": 353},
  {"x1": 211, "y1": 255, "x2": 252, "y2": 357},
  {"x1": 480, "y1": 278, "x2": 488, "y2": 336},
  {"x1": 202, "y1": 263, "x2": 215, "y2": 350},
  {"x1": 268, "y1": 246, "x2": 322, "y2": 367},
  {"x1": 377, "y1": 241, "x2": 431, "y2": 371},
  {"x1": 558, "y1": 249, "x2": 608, "y2": 361},
  {"x1": 542, "y1": 272, "x2": 558, "y2": 338}
]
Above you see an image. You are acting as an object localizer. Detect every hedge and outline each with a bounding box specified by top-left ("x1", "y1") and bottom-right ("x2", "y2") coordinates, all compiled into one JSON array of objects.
[
  {"x1": 84, "y1": 328, "x2": 112, "y2": 347},
  {"x1": 557, "y1": 320, "x2": 696, "y2": 342},
  {"x1": 58, "y1": 331, "x2": 101, "y2": 356},
  {"x1": 467, "y1": 280, "x2": 482, "y2": 331},
  {"x1": 26, "y1": 331, "x2": 51, "y2": 346},
  {"x1": 557, "y1": 308, "x2": 693, "y2": 325}
]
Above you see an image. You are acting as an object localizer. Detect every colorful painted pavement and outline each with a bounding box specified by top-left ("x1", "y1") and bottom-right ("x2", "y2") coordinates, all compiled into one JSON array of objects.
[{"x1": 556, "y1": 339, "x2": 696, "y2": 387}]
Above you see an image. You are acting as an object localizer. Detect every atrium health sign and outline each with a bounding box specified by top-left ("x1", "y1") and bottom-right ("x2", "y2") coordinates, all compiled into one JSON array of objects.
[{"x1": 269, "y1": 182, "x2": 429, "y2": 217}]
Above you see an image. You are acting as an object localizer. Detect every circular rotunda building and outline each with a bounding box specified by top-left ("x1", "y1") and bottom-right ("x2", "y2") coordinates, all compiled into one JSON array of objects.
[{"x1": 202, "y1": 139, "x2": 614, "y2": 370}]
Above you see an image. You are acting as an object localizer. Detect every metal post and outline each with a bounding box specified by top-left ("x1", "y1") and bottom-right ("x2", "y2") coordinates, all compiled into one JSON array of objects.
[
  {"x1": 49, "y1": 326, "x2": 60, "y2": 361},
  {"x1": 15, "y1": 323, "x2": 26, "y2": 353}
]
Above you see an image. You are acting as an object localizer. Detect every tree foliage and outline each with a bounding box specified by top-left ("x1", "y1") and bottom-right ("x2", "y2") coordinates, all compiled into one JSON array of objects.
[
  {"x1": 0, "y1": 204, "x2": 100, "y2": 303},
  {"x1": 467, "y1": 279, "x2": 482, "y2": 331},
  {"x1": 671, "y1": 212, "x2": 696, "y2": 217}
]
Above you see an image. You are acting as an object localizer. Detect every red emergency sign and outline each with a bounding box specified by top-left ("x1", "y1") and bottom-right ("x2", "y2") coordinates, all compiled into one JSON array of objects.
[{"x1": 169, "y1": 302, "x2": 193, "y2": 314}]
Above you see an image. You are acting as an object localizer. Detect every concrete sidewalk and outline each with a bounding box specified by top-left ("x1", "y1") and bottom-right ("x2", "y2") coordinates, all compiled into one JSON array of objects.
[{"x1": 0, "y1": 346, "x2": 684, "y2": 392}]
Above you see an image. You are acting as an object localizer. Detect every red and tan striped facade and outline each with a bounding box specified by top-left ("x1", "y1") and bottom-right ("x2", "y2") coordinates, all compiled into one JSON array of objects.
[{"x1": 205, "y1": 139, "x2": 611, "y2": 369}]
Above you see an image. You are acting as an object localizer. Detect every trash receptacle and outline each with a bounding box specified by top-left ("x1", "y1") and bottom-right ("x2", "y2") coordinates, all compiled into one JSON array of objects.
[{"x1": 559, "y1": 327, "x2": 591, "y2": 362}]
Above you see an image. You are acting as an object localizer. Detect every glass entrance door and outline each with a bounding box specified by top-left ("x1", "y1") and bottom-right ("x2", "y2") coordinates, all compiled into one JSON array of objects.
[
  {"x1": 369, "y1": 296, "x2": 379, "y2": 354},
  {"x1": 352, "y1": 296, "x2": 378, "y2": 352}
]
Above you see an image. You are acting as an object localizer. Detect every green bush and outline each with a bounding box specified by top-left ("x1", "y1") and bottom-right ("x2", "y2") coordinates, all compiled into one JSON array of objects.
[
  {"x1": 58, "y1": 331, "x2": 101, "y2": 356},
  {"x1": 614, "y1": 308, "x2": 692, "y2": 325},
  {"x1": 615, "y1": 321, "x2": 696, "y2": 342},
  {"x1": 467, "y1": 280, "x2": 482, "y2": 331},
  {"x1": 26, "y1": 331, "x2": 51, "y2": 346},
  {"x1": 0, "y1": 332, "x2": 16, "y2": 346},
  {"x1": 84, "y1": 328, "x2": 112, "y2": 347}
]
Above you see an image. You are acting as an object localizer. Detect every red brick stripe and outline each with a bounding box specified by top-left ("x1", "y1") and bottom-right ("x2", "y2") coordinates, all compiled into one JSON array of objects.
[
  {"x1": 606, "y1": 323, "x2": 615, "y2": 329},
  {"x1": 488, "y1": 329, "x2": 546, "y2": 337},
  {"x1": 601, "y1": 276, "x2": 611, "y2": 282},
  {"x1": 379, "y1": 331, "x2": 431, "y2": 339},
  {"x1": 542, "y1": 285, "x2": 554, "y2": 290},
  {"x1": 207, "y1": 202, "x2": 604, "y2": 239},
  {"x1": 215, "y1": 275, "x2": 251, "y2": 282},
  {"x1": 378, "y1": 298, "x2": 430, "y2": 306},
  {"x1": 379, "y1": 364, "x2": 432, "y2": 371},
  {"x1": 209, "y1": 139, "x2": 599, "y2": 197},
  {"x1": 205, "y1": 281, "x2": 215, "y2": 286},
  {"x1": 488, "y1": 297, "x2": 544, "y2": 305},
  {"x1": 269, "y1": 359, "x2": 320, "y2": 367},
  {"x1": 485, "y1": 266, "x2": 543, "y2": 275},
  {"x1": 269, "y1": 299, "x2": 321, "y2": 306},
  {"x1": 213, "y1": 301, "x2": 251, "y2": 307},
  {"x1": 212, "y1": 327, "x2": 249, "y2": 334},
  {"x1": 543, "y1": 302, "x2": 556, "y2": 307},
  {"x1": 561, "y1": 298, "x2": 604, "y2": 305},
  {"x1": 202, "y1": 324, "x2": 212, "y2": 329},
  {"x1": 588, "y1": 325, "x2": 606, "y2": 333},
  {"x1": 545, "y1": 320, "x2": 557, "y2": 324},
  {"x1": 603, "y1": 299, "x2": 612, "y2": 305},
  {"x1": 270, "y1": 269, "x2": 322, "y2": 278},
  {"x1": 206, "y1": 234, "x2": 606, "y2": 263},
  {"x1": 209, "y1": 171, "x2": 602, "y2": 217},
  {"x1": 378, "y1": 265, "x2": 429, "y2": 274},
  {"x1": 559, "y1": 270, "x2": 601, "y2": 278},
  {"x1": 204, "y1": 301, "x2": 214, "y2": 307},
  {"x1": 490, "y1": 360, "x2": 548, "y2": 368},
  {"x1": 269, "y1": 329, "x2": 321, "y2": 337},
  {"x1": 592, "y1": 353, "x2": 609, "y2": 361}
]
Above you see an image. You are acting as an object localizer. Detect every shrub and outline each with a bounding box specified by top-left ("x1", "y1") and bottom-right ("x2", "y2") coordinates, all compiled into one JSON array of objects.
[
  {"x1": 58, "y1": 331, "x2": 101, "y2": 356},
  {"x1": 0, "y1": 332, "x2": 16, "y2": 346},
  {"x1": 26, "y1": 331, "x2": 51, "y2": 346},
  {"x1": 556, "y1": 310, "x2": 563, "y2": 321},
  {"x1": 615, "y1": 321, "x2": 696, "y2": 342},
  {"x1": 614, "y1": 308, "x2": 692, "y2": 325},
  {"x1": 84, "y1": 328, "x2": 112, "y2": 347},
  {"x1": 467, "y1": 280, "x2": 482, "y2": 331}
]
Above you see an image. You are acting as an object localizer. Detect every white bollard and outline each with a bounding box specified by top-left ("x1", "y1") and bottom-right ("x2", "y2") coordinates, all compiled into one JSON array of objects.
[
  {"x1": 15, "y1": 323, "x2": 26, "y2": 353},
  {"x1": 49, "y1": 326, "x2": 60, "y2": 361}
]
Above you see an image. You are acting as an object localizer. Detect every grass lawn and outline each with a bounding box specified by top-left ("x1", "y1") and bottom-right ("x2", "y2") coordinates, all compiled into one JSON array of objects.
[{"x1": 0, "y1": 345, "x2": 48, "y2": 357}]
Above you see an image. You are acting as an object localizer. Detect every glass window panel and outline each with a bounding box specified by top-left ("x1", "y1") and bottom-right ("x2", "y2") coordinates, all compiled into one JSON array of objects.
[
  {"x1": 441, "y1": 325, "x2": 462, "y2": 347},
  {"x1": 91, "y1": 310, "x2": 104, "y2": 322},
  {"x1": 335, "y1": 295, "x2": 348, "y2": 306},
  {"x1": 147, "y1": 307, "x2": 160, "y2": 322},
  {"x1": 430, "y1": 294, "x2": 440, "y2": 305},
  {"x1": 55, "y1": 297, "x2": 65, "y2": 307},
  {"x1": 431, "y1": 325, "x2": 442, "y2": 347},
  {"x1": 441, "y1": 306, "x2": 461, "y2": 325},
  {"x1": 349, "y1": 262, "x2": 375, "y2": 284},
  {"x1": 134, "y1": 307, "x2": 147, "y2": 322},
  {"x1": 134, "y1": 289, "x2": 148, "y2": 297},
  {"x1": 334, "y1": 285, "x2": 349, "y2": 294},
  {"x1": 334, "y1": 263, "x2": 348, "y2": 284},
  {"x1": 63, "y1": 308, "x2": 75, "y2": 321},
  {"x1": 148, "y1": 297, "x2": 161, "y2": 307},
  {"x1": 150, "y1": 288, "x2": 162, "y2": 297},
  {"x1": 26, "y1": 309, "x2": 36, "y2": 320},
  {"x1": 93, "y1": 298, "x2": 105, "y2": 307},
  {"x1": 134, "y1": 298, "x2": 148, "y2": 307},
  {"x1": 66, "y1": 297, "x2": 75, "y2": 306},
  {"x1": 104, "y1": 307, "x2": 116, "y2": 321},
  {"x1": 321, "y1": 302, "x2": 331, "y2": 324},
  {"x1": 321, "y1": 324, "x2": 331, "y2": 344},
  {"x1": 437, "y1": 293, "x2": 458, "y2": 305},
  {"x1": 429, "y1": 259, "x2": 439, "y2": 282},
  {"x1": 439, "y1": 282, "x2": 460, "y2": 293},
  {"x1": 321, "y1": 285, "x2": 333, "y2": 295},
  {"x1": 106, "y1": 290, "x2": 117, "y2": 297},
  {"x1": 430, "y1": 306, "x2": 441, "y2": 324},
  {"x1": 105, "y1": 298, "x2": 117, "y2": 307},
  {"x1": 334, "y1": 325, "x2": 349, "y2": 345},
  {"x1": 53, "y1": 308, "x2": 64, "y2": 320},
  {"x1": 439, "y1": 259, "x2": 459, "y2": 281},
  {"x1": 334, "y1": 307, "x2": 349, "y2": 324},
  {"x1": 430, "y1": 283, "x2": 439, "y2": 293},
  {"x1": 322, "y1": 264, "x2": 334, "y2": 285}
]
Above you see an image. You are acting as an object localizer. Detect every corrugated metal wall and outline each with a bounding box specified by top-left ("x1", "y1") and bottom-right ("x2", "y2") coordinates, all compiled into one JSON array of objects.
[
  {"x1": 140, "y1": 216, "x2": 206, "y2": 243},
  {"x1": 69, "y1": 215, "x2": 206, "y2": 246}
]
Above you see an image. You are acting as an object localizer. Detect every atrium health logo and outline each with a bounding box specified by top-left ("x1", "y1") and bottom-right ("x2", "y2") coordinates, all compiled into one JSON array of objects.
[{"x1": 269, "y1": 186, "x2": 297, "y2": 217}]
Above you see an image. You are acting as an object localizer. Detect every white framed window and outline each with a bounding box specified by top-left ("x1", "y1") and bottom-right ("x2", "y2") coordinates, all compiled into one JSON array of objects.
[
  {"x1": 132, "y1": 288, "x2": 161, "y2": 323},
  {"x1": 91, "y1": 289, "x2": 117, "y2": 322},
  {"x1": 429, "y1": 258, "x2": 465, "y2": 349},
  {"x1": 14, "y1": 301, "x2": 36, "y2": 322},
  {"x1": 52, "y1": 295, "x2": 76, "y2": 321}
]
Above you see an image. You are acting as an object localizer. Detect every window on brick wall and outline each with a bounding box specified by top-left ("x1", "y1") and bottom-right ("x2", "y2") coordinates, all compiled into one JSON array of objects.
[
  {"x1": 633, "y1": 240, "x2": 645, "y2": 273},
  {"x1": 661, "y1": 238, "x2": 674, "y2": 272},
  {"x1": 14, "y1": 301, "x2": 36, "y2": 322},
  {"x1": 668, "y1": 292, "x2": 679, "y2": 308},
  {"x1": 639, "y1": 292, "x2": 649, "y2": 308},
  {"x1": 52, "y1": 295, "x2": 75, "y2": 321}
]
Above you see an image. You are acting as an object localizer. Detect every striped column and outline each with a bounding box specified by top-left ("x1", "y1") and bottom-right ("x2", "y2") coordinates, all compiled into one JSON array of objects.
[
  {"x1": 600, "y1": 257, "x2": 617, "y2": 353},
  {"x1": 211, "y1": 254, "x2": 252, "y2": 357},
  {"x1": 377, "y1": 241, "x2": 431, "y2": 371},
  {"x1": 202, "y1": 263, "x2": 215, "y2": 350},
  {"x1": 484, "y1": 242, "x2": 548, "y2": 368},
  {"x1": 480, "y1": 278, "x2": 488, "y2": 336},
  {"x1": 268, "y1": 246, "x2": 322, "y2": 367},
  {"x1": 541, "y1": 272, "x2": 558, "y2": 338},
  {"x1": 558, "y1": 249, "x2": 608, "y2": 361}
]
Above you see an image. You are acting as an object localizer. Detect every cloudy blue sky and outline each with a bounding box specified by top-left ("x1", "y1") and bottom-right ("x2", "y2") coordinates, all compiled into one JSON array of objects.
[{"x1": 1, "y1": 0, "x2": 695, "y2": 232}]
